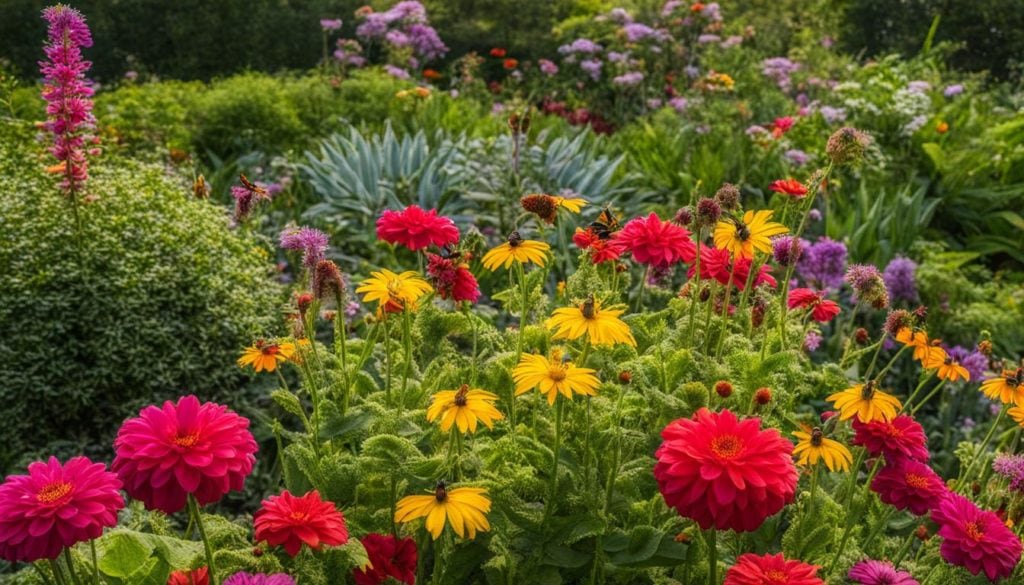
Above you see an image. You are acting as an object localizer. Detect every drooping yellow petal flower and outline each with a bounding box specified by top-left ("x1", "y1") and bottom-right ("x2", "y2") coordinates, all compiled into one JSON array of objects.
[
  {"x1": 237, "y1": 339, "x2": 296, "y2": 373},
  {"x1": 481, "y1": 231, "x2": 550, "y2": 271},
  {"x1": 922, "y1": 347, "x2": 970, "y2": 382},
  {"x1": 981, "y1": 368, "x2": 1024, "y2": 405},
  {"x1": 826, "y1": 382, "x2": 902, "y2": 423},
  {"x1": 545, "y1": 295, "x2": 635, "y2": 347},
  {"x1": 394, "y1": 484, "x2": 491, "y2": 540},
  {"x1": 512, "y1": 349, "x2": 600, "y2": 405},
  {"x1": 426, "y1": 385, "x2": 503, "y2": 434},
  {"x1": 792, "y1": 428, "x2": 853, "y2": 472},
  {"x1": 896, "y1": 328, "x2": 935, "y2": 362},
  {"x1": 356, "y1": 269, "x2": 432, "y2": 313},
  {"x1": 712, "y1": 210, "x2": 788, "y2": 260}
]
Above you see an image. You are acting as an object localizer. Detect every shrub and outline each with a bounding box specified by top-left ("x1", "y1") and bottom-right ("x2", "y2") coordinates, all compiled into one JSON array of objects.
[{"x1": 0, "y1": 123, "x2": 283, "y2": 472}]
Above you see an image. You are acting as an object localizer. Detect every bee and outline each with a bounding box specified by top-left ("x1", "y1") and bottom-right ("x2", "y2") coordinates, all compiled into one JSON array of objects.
[{"x1": 588, "y1": 205, "x2": 621, "y2": 240}]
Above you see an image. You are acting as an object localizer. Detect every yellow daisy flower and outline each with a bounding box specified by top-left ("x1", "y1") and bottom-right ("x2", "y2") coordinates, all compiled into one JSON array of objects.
[
  {"x1": 426, "y1": 384, "x2": 503, "y2": 434},
  {"x1": 394, "y1": 483, "x2": 491, "y2": 540},
  {"x1": 922, "y1": 348, "x2": 970, "y2": 382},
  {"x1": 1008, "y1": 405, "x2": 1024, "y2": 427},
  {"x1": 481, "y1": 231, "x2": 550, "y2": 271},
  {"x1": 712, "y1": 210, "x2": 788, "y2": 260},
  {"x1": 520, "y1": 194, "x2": 587, "y2": 224},
  {"x1": 553, "y1": 195, "x2": 587, "y2": 213},
  {"x1": 512, "y1": 349, "x2": 600, "y2": 405},
  {"x1": 237, "y1": 339, "x2": 296, "y2": 373},
  {"x1": 981, "y1": 368, "x2": 1024, "y2": 405},
  {"x1": 793, "y1": 427, "x2": 853, "y2": 472},
  {"x1": 546, "y1": 295, "x2": 636, "y2": 347},
  {"x1": 826, "y1": 382, "x2": 902, "y2": 423},
  {"x1": 896, "y1": 328, "x2": 935, "y2": 362},
  {"x1": 355, "y1": 269, "x2": 432, "y2": 313}
]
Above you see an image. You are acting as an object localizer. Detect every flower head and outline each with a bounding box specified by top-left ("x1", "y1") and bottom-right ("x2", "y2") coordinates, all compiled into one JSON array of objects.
[
  {"x1": 715, "y1": 183, "x2": 740, "y2": 211},
  {"x1": 981, "y1": 368, "x2": 1024, "y2": 405},
  {"x1": 376, "y1": 205, "x2": 459, "y2": 251},
  {"x1": 353, "y1": 533, "x2": 417, "y2": 585},
  {"x1": 852, "y1": 415, "x2": 930, "y2": 462},
  {"x1": 481, "y1": 232, "x2": 550, "y2": 271},
  {"x1": 427, "y1": 385, "x2": 503, "y2": 433},
  {"x1": 723, "y1": 553, "x2": 823, "y2": 585},
  {"x1": 797, "y1": 237, "x2": 847, "y2": 290},
  {"x1": 513, "y1": 349, "x2": 600, "y2": 405},
  {"x1": 394, "y1": 483, "x2": 490, "y2": 539},
  {"x1": 993, "y1": 454, "x2": 1024, "y2": 493},
  {"x1": 313, "y1": 259, "x2": 346, "y2": 304},
  {"x1": 0, "y1": 456, "x2": 123, "y2": 562},
  {"x1": 769, "y1": 178, "x2": 808, "y2": 198},
  {"x1": 254, "y1": 490, "x2": 348, "y2": 557},
  {"x1": 845, "y1": 264, "x2": 889, "y2": 308},
  {"x1": 848, "y1": 559, "x2": 919, "y2": 585},
  {"x1": 223, "y1": 572, "x2": 295, "y2": 585},
  {"x1": 614, "y1": 212, "x2": 696, "y2": 268},
  {"x1": 237, "y1": 339, "x2": 296, "y2": 373},
  {"x1": 788, "y1": 288, "x2": 840, "y2": 323},
  {"x1": 231, "y1": 175, "x2": 272, "y2": 223},
  {"x1": 883, "y1": 256, "x2": 918, "y2": 303},
  {"x1": 112, "y1": 396, "x2": 257, "y2": 514},
  {"x1": 931, "y1": 492, "x2": 1023, "y2": 581},
  {"x1": 546, "y1": 296, "x2": 635, "y2": 346},
  {"x1": 522, "y1": 193, "x2": 580, "y2": 224},
  {"x1": 827, "y1": 382, "x2": 901, "y2": 423},
  {"x1": 923, "y1": 349, "x2": 970, "y2": 382},
  {"x1": 426, "y1": 253, "x2": 480, "y2": 303},
  {"x1": 168, "y1": 568, "x2": 209, "y2": 585},
  {"x1": 871, "y1": 459, "x2": 946, "y2": 515},
  {"x1": 792, "y1": 427, "x2": 852, "y2": 472},
  {"x1": 655, "y1": 409, "x2": 798, "y2": 532},
  {"x1": 713, "y1": 210, "x2": 788, "y2": 260},
  {"x1": 356, "y1": 269, "x2": 432, "y2": 314},
  {"x1": 826, "y1": 127, "x2": 871, "y2": 165},
  {"x1": 772, "y1": 236, "x2": 802, "y2": 266},
  {"x1": 279, "y1": 226, "x2": 329, "y2": 268},
  {"x1": 573, "y1": 227, "x2": 626, "y2": 264}
]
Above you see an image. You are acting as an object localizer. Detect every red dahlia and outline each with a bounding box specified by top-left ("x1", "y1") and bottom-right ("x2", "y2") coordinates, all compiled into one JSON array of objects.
[
  {"x1": 852, "y1": 415, "x2": 930, "y2": 462},
  {"x1": 426, "y1": 253, "x2": 480, "y2": 303},
  {"x1": 654, "y1": 408, "x2": 798, "y2": 532},
  {"x1": 769, "y1": 178, "x2": 807, "y2": 197},
  {"x1": 871, "y1": 459, "x2": 947, "y2": 516},
  {"x1": 615, "y1": 212, "x2": 696, "y2": 268},
  {"x1": 788, "y1": 288, "x2": 841, "y2": 323},
  {"x1": 689, "y1": 246, "x2": 776, "y2": 290},
  {"x1": 167, "y1": 567, "x2": 209, "y2": 585},
  {"x1": 724, "y1": 553, "x2": 823, "y2": 585},
  {"x1": 376, "y1": 205, "x2": 459, "y2": 251},
  {"x1": 254, "y1": 490, "x2": 349, "y2": 557},
  {"x1": 353, "y1": 533, "x2": 418, "y2": 585},
  {"x1": 573, "y1": 227, "x2": 626, "y2": 264}
]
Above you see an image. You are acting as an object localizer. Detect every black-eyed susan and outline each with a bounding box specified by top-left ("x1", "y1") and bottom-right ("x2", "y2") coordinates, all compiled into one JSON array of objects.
[
  {"x1": 712, "y1": 210, "x2": 788, "y2": 260},
  {"x1": 923, "y1": 348, "x2": 970, "y2": 382},
  {"x1": 355, "y1": 269, "x2": 432, "y2": 313},
  {"x1": 512, "y1": 349, "x2": 599, "y2": 405},
  {"x1": 546, "y1": 295, "x2": 636, "y2": 347},
  {"x1": 827, "y1": 381, "x2": 902, "y2": 423},
  {"x1": 520, "y1": 193, "x2": 587, "y2": 224},
  {"x1": 1008, "y1": 405, "x2": 1024, "y2": 427},
  {"x1": 394, "y1": 483, "x2": 490, "y2": 540},
  {"x1": 981, "y1": 368, "x2": 1024, "y2": 405},
  {"x1": 481, "y1": 231, "x2": 550, "y2": 271},
  {"x1": 793, "y1": 427, "x2": 853, "y2": 472},
  {"x1": 237, "y1": 339, "x2": 296, "y2": 373},
  {"x1": 426, "y1": 384, "x2": 503, "y2": 434}
]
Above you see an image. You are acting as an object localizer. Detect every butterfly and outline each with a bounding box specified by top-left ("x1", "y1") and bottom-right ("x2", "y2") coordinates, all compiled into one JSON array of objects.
[
  {"x1": 588, "y1": 205, "x2": 621, "y2": 240},
  {"x1": 239, "y1": 174, "x2": 269, "y2": 199}
]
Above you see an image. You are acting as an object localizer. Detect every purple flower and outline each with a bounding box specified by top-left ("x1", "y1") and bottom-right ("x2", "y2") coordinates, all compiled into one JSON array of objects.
[
  {"x1": 701, "y1": 2, "x2": 723, "y2": 21},
  {"x1": 231, "y1": 179, "x2": 272, "y2": 224},
  {"x1": 386, "y1": 1, "x2": 427, "y2": 24},
  {"x1": 608, "y1": 8, "x2": 633, "y2": 23},
  {"x1": 784, "y1": 149, "x2": 810, "y2": 166},
  {"x1": 623, "y1": 23, "x2": 658, "y2": 43},
  {"x1": 612, "y1": 71, "x2": 644, "y2": 86},
  {"x1": 962, "y1": 417, "x2": 976, "y2": 430},
  {"x1": 818, "y1": 105, "x2": 847, "y2": 124},
  {"x1": 320, "y1": 18, "x2": 343, "y2": 31},
  {"x1": 683, "y1": 65, "x2": 700, "y2": 78},
  {"x1": 646, "y1": 98, "x2": 663, "y2": 110},
  {"x1": 994, "y1": 454, "x2": 1024, "y2": 493},
  {"x1": 946, "y1": 346, "x2": 987, "y2": 381},
  {"x1": 720, "y1": 35, "x2": 743, "y2": 48},
  {"x1": 848, "y1": 559, "x2": 919, "y2": 585},
  {"x1": 762, "y1": 57, "x2": 800, "y2": 90},
  {"x1": 820, "y1": 36, "x2": 834, "y2": 48},
  {"x1": 406, "y1": 23, "x2": 447, "y2": 60},
  {"x1": 355, "y1": 13, "x2": 389, "y2": 39},
  {"x1": 123, "y1": 70, "x2": 138, "y2": 81},
  {"x1": 385, "y1": 29, "x2": 409, "y2": 47},
  {"x1": 797, "y1": 237, "x2": 847, "y2": 290},
  {"x1": 580, "y1": 59, "x2": 602, "y2": 81},
  {"x1": 669, "y1": 97, "x2": 689, "y2": 113},
  {"x1": 804, "y1": 330, "x2": 823, "y2": 352},
  {"x1": 697, "y1": 34, "x2": 721, "y2": 44},
  {"x1": 223, "y1": 573, "x2": 296, "y2": 585},
  {"x1": 882, "y1": 256, "x2": 918, "y2": 303},
  {"x1": 943, "y1": 84, "x2": 964, "y2": 98},
  {"x1": 607, "y1": 51, "x2": 628, "y2": 63},
  {"x1": 661, "y1": 0, "x2": 684, "y2": 17},
  {"x1": 384, "y1": 64, "x2": 410, "y2": 79},
  {"x1": 907, "y1": 80, "x2": 931, "y2": 94},
  {"x1": 772, "y1": 236, "x2": 802, "y2": 267},
  {"x1": 745, "y1": 125, "x2": 769, "y2": 137},
  {"x1": 808, "y1": 208, "x2": 822, "y2": 222},
  {"x1": 539, "y1": 59, "x2": 558, "y2": 76},
  {"x1": 559, "y1": 38, "x2": 602, "y2": 55},
  {"x1": 845, "y1": 264, "x2": 889, "y2": 307},
  {"x1": 279, "y1": 227, "x2": 330, "y2": 269},
  {"x1": 345, "y1": 300, "x2": 361, "y2": 317}
]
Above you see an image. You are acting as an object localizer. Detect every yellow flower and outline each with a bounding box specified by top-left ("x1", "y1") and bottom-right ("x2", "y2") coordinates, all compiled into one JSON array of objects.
[
  {"x1": 981, "y1": 368, "x2": 1024, "y2": 405},
  {"x1": 896, "y1": 328, "x2": 935, "y2": 362},
  {"x1": 237, "y1": 339, "x2": 296, "y2": 373},
  {"x1": 512, "y1": 349, "x2": 600, "y2": 405},
  {"x1": 355, "y1": 269, "x2": 432, "y2": 313},
  {"x1": 712, "y1": 210, "x2": 788, "y2": 260},
  {"x1": 553, "y1": 195, "x2": 587, "y2": 213},
  {"x1": 546, "y1": 295, "x2": 635, "y2": 347},
  {"x1": 394, "y1": 483, "x2": 490, "y2": 540},
  {"x1": 426, "y1": 384, "x2": 503, "y2": 433},
  {"x1": 792, "y1": 427, "x2": 853, "y2": 472},
  {"x1": 481, "y1": 231, "x2": 550, "y2": 270},
  {"x1": 1008, "y1": 406, "x2": 1024, "y2": 427},
  {"x1": 827, "y1": 382, "x2": 902, "y2": 423},
  {"x1": 922, "y1": 348, "x2": 970, "y2": 382}
]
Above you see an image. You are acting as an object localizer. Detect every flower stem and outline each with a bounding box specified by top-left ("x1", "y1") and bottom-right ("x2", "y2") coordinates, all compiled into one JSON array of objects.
[
  {"x1": 89, "y1": 540, "x2": 100, "y2": 585},
  {"x1": 714, "y1": 262, "x2": 739, "y2": 359},
  {"x1": 48, "y1": 559, "x2": 68, "y2": 585},
  {"x1": 686, "y1": 237, "x2": 703, "y2": 345},
  {"x1": 957, "y1": 407, "x2": 1006, "y2": 493},
  {"x1": 705, "y1": 528, "x2": 718, "y2": 585},
  {"x1": 545, "y1": 397, "x2": 565, "y2": 521},
  {"x1": 400, "y1": 308, "x2": 413, "y2": 414},
  {"x1": 900, "y1": 372, "x2": 936, "y2": 414},
  {"x1": 188, "y1": 495, "x2": 218, "y2": 585},
  {"x1": 62, "y1": 550, "x2": 82, "y2": 585},
  {"x1": 334, "y1": 311, "x2": 350, "y2": 415}
]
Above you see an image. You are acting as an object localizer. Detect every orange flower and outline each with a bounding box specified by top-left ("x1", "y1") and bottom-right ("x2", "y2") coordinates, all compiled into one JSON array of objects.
[
  {"x1": 923, "y1": 348, "x2": 970, "y2": 382},
  {"x1": 896, "y1": 328, "x2": 933, "y2": 362},
  {"x1": 936, "y1": 121, "x2": 949, "y2": 134},
  {"x1": 981, "y1": 368, "x2": 1024, "y2": 405},
  {"x1": 503, "y1": 58, "x2": 518, "y2": 70},
  {"x1": 423, "y1": 68, "x2": 442, "y2": 80}
]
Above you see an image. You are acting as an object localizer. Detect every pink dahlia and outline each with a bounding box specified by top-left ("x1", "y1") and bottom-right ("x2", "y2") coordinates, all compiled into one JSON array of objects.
[
  {"x1": 254, "y1": 490, "x2": 348, "y2": 557},
  {"x1": 852, "y1": 415, "x2": 929, "y2": 462},
  {"x1": 376, "y1": 205, "x2": 459, "y2": 251},
  {"x1": 848, "y1": 559, "x2": 919, "y2": 585},
  {"x1": 0, "y1": 456, "x2": 123, "y2": 562},
  {"x1": 932, "y1": 492, "x2": 1022, "y2": 581},
  {"x1": 112, "y1": 395, "x2": 257, "y2": 514},
  {"x1": 788, "y1": 288, "x2": 840, "y2": 323},
  {"x1": 723, "y1": 553, "x2": 823, "y2": 585},
  {"x1": 426, "y1": 252, "x2": 480, "y2": 303},
  {"x1": 353, "y1": 533, "x2": 418, "y2": 585},
  {"x1": 615, "y1": 212, "x2": 696, "y2": 268},
  {"x1": 654, "y1": 408, "x2": 798, "y2": 532},
  {"x1": 871, "y1": 459, "x2": 946, "y2": 515}
]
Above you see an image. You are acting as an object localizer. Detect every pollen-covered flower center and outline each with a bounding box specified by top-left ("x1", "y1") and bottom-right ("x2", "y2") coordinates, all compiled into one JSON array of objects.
[
  {"x1": 289, "y1": 511, "x2": 309, "y2": 522},
  {"x1": 810, "y1": 428, "x2": 824, "y2": 447},
  {"x1": 964, "y1": 521, "x2": 985, "y2": 542},
  {"x1": 548, "y1": 363, "x2": 568, "y2": 382},
  {"x1": 710, "y1": 434, "x2": 743, "y2": 460},
  {"x1": 765, "y1": 570, "x2": 787, "y2": 583},
  {"x1": 36, "y1": 480, "x2": 74, "y2": 504},
  {"x1": 173, "y1": 431, "x2": 201, "y2": 448},
  {"x1": 904, "y1": 473, "x2": 930, "y2": 489}
]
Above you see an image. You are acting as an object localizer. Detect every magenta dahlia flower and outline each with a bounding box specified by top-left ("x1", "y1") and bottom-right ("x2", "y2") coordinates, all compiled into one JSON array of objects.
[
  {"x1": 848, "y1": 559, "x2": 919, "y2": 585},
  {"x1": 871, "y1": 459, "x2": 946, "y2": 516},
  {"x1": 654, "y1": 408, "x2": 798, "y2": 532},
  {"x1": 852, "y1": 415, "x2": 929, "y2": 462},
  {"x1": 931, "y1": 492, "x2": 1023, "y2": 581},
  {"x1": 112, "y1": 395, "x2": 258, "y2": 514},
  {"x1": 376, "y1": 205, "x2": 459, "y2": 251},
  {"x1": 615, "y1": 212, "x2": 696, "y2": 268},
  {"x1": 723, "y1": 553, "x2": 823, "y2": 585},
  {"x1": 0, "y1": 456, "x2": 123, "y2": 562}
]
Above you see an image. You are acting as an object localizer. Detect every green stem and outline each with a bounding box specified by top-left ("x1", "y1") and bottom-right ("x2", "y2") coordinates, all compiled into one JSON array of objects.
[
  {"x1": 706, "y1": 528, "x2": 718, "y2": 585},
  {"x1": 90, "y1": 541, "x2": 100, "y2": 585},
  {"x1": 900, "y1": 372, "x2": 936, "y2": 414},
  {"x1": 384, "y1": 318, "x2": 393, "y2": 405},
  {"x1": 686, "y1": 237, "x2": 702, "y2": 345},
  {"x1": 545, "y1": 397, "x2": 565, "y2": 521},
  {"x1": 957, "y1": 407, "x2": 1006, "y2": 492},
  {"x1": 33, "y1": 562, "x2": 56, "y2": 585},
  {"x1": 829, "y1": 454, "x2": 884, "y2": 572},
  {"x1": 634, "y1": 266, "x2": 650, "y2": 312},
  {"x1": 400, "y1": 308, "x2": 413, "y2": 414},
  {"x1": 48, "y1": 559, "x2": 69, "y2": 585},
  {"x1": 62, "y1": 550, "x2": 82, "y2": 585},
  {"x1": 701, "y1": 281, "x2": 718, "y2": 353},
  {"x1": 188, "y1": 495, "x2": 218, "y2": 585},
  {"x1": 892, "y1": 529, "x2": 918, "y2": 568},
  {"x1": 714, "y1": 261, "x2": 739, "y2": 359},
  {"x1": 335, "y1": 311, "x2": 350, "y2": 415}
]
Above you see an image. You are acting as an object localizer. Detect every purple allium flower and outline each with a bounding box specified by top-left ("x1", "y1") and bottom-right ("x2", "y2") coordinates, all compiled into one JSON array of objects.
[
  {"x1": 384, "y1": 65, "x2": 410, "y2": 79},
  {"x1": 762, "y1": 57, "x2": 800, "y2": 90},
  {"x1": 797, "y1": 237, "x2": 847, "y2": 290},
  {"x1": 385, "y1": 29, "x2": 410, "y2": 47},
  {"x1": 355, "y1": 13, "x2": 389, "y2": 39},
  {"x1": 883, "y1": 256, "x2": 918, "y2": 303},
  {"x1": 386, "y1": 1, "x2": 427, "y2": 24},
  {"x1": 40, "y1": 4, "x2": 96, "y2": 196},
  {"x1": 784, "y1": 149, "x2": 810, "y2": 166},
  {"x1": 804, "y1": 330, "x2": 823, "y2": 352},
  {"x1": 623, "y1": 23, "x2": 654, "y2": 42},
  {"x1": 223, "y1": 572, "x2": 296, "y2": 585},
  {"x1": 993, "y1": 454, "x2": 1024, "y2": 493},
  {"x1": 669, "y1": 97, "x2": 689, "y2": 113},
  {"x1": 344, "y1": 300, "x2": 360, "y2": 317},
  {"x1": 907, "y1": 80, "x2": 931, "y2": 94},
  {"x1": 612, "y1": 71, "x2": 644, "y2": 86},
  {"x1": 947, "y1": 346, "x2": 987, "y2": 381},
  {"x1": 772, "y1": 236, "x2": 802, "y2": 267},
  {"x1": 279, "y1": 226, "x2": 330, "y2": 269},
  {"x1": 697, "y1": 34, "x2": 721, "y2": 44},
  {"x1": 943, "y1": 84, "x2": 964, "y2": 98},
  {"x1": 320, "y1": 18, "x2": 343, "y2": 31},
  {"x1": 845, "y1": 264, "x2": 889, "y2": 308},
  {"x1": 559, "y1": 38, "x2": 602, "y2": 55},
  {"x1": 702, "y1": 2, "x2": 723, "y2": 21},
  {"x1": 580, "y1": 59, "x2": 602, "y2": 81},
  {"x1": 539, "y1": 59, "x2": 559, "y2": 76},
  {"x1": 848, "y1": 559, "x2": 919, "y2": 585},
  {"x1": 818, "y1": 105, "x2": 847, "y2": 124},
  {"x1": 406, "y1": 23, "x2": 447, "y2": 60}
]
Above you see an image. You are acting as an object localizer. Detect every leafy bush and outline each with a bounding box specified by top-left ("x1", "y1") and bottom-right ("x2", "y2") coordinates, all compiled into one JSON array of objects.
[{"x1": 0, "y1": 123, "x2": 282, "y2": 472}]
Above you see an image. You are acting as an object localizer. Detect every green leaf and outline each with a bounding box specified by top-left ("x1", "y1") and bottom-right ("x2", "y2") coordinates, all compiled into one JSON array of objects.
[
  {"x1": 271, "y1": 388, "x2": 305, "y2": 420},
  {"x1": 321, "y1": 407, "x2": 374, "y2": 440},
  {"x1": 96, "y1": 529, "x2": 202, "y2": 584}
]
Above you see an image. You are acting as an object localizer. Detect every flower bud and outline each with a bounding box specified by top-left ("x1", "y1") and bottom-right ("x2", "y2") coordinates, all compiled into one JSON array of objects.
[
  {"x1": 826, "y1": 127, "x2": 871, "y2": 165},
  {"x1": 714, "y1": 183, "x2": 740, "y2": 211}
]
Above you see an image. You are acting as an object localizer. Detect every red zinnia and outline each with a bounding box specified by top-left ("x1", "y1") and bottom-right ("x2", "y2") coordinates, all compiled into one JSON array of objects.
[
  {"x1": 254, "y1": 490, "x2": 349, "y2": 557},
  {"x1": 489, "y1": 47, "x2": 506, "y2": 58},
  {"x1": 503, "y1": 58, "x2": 518, "y2": 70},
  {"x1": 573, "y1": 227, "x2": 626, "y2": 264},
  {"x1": 689, "y1": 246, "x2": 775, "y2": 290},
  {"x1": 615, "y1": 212, "x2": 696, "y2": 268},
  {"x1": 0, "y1": 457, "x2": 124, "y2": 562},
  {"x1": 769, "y1": 178, "x2": 808, "y2": 198},
  {"x1": 724, "y1": 553, "x2": 823, "y2": 585},
  {"x1": 931, "y1": 492, "x2": 1023, "y2": 581},
  {"x1": 871, "y1": 459, "x2": 947, "y2": 516},
  {"x1": 353, "y1": 533, "x2": 418, "y2": 585},
  {"x1": 376, "y1": 205, "x2": 459, "y2": 251},
  {"x1": 654, "y1": 408, "x2": 798, "y2": 532},
  {"x1": 772, "y1": 116, "x2": 794, "y2": 138},
  {"x1": 788, "y1": 288, "x2": 840, "y2": 323},
  {"x1": 852, "y1": 415, "x2": 930, "y2": 462},
  {"x1": 112, "y1": 395, "x2": 258, "y2": 514},
  {"x1": 426, "y1": 253, "x2": 480, "y2": 303},
  {"x1": 167, "y1": 567, "x2": 209, "y2": 585}
]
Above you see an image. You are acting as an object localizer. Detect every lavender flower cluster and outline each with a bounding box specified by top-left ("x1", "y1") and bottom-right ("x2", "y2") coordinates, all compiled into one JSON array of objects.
[{"x1": 354, "y1": 1, "x2": 447, "y2": 73}]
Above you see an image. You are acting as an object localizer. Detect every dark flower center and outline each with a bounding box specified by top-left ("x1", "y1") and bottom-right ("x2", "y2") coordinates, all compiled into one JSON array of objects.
[
  {"x1": 735, "y1": 222, "x2": 751, "y2": 242},
  {"x1": 581, "y1": 296, "x2": 596, "y2": 319},
  {"x1": 861, "y1": 381, "x2": 876, "y2": 400}
]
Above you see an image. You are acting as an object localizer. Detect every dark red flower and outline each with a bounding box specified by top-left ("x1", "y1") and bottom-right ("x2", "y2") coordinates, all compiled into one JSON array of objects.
[
  {"x1": 254, "y1": 490, "x2": 349, "y2": 557},
  {"x1": 615, "y1": 213, "x2": 696, "y2": 268},
  {"x1": 489, "y1": 47, "x2": 506, "y2": 58},
  {"x1": 426, "y1": 253, "x2": 480, "y2": 303},
  {"x1": 167, "y1": 567, "x2": 209, "y2": 585},
  {"x1": 852, "y1": 415, "x2": 930, "y2": 462},
  {"x1": 573, "y1": 227, "x2": 626, "y2": 264},
  {"x1": 788, "y1": 288, "x2": 840, "y2": 322},
  {"x1": 769, "y1": 178, "x2": 808, "y2": 198},
  {"x1": 376, "y1": 205, "x2": 459, "y2": 251},
  {"x1": 353, "y1": 533, "x2": 417, "y2": 585},
  {"x1": 689, "y1": 246, "x2": 776, "y2": 290},
  {"x1": 871, "y1": 459, "x2": 947, "y2": 516}
]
